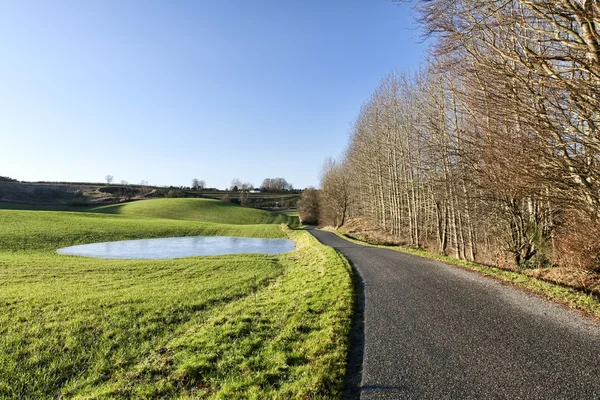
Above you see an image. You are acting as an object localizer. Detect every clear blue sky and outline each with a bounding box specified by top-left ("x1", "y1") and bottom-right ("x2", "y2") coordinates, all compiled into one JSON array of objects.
[{"x1": 0, "y1": 0, "x2": 427, "y2": 189}]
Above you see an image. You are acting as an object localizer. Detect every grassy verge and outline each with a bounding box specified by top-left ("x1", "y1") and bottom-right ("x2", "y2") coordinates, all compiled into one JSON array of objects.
[
  {"x1": 331, "y1": 229, "x2": 600, "y2": 319},
  {"x1": 0, "y1": 204, "x2": 352, "y2": 398}
]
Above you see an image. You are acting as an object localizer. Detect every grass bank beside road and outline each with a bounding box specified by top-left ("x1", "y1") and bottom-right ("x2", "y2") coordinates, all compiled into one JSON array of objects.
[{"x1": 0, "y1": 200, "x2": 352, "y2": 398}]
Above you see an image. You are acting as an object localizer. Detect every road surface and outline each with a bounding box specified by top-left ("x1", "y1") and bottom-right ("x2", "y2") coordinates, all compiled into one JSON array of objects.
[{"x1": 308, "y1": 228, "x2": 600, "y2": 399}]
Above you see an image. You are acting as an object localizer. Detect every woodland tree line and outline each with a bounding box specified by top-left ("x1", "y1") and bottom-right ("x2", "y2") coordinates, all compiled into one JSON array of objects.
[{"x1": 313, "y1": 0, "x2": 600, "y2": 271}]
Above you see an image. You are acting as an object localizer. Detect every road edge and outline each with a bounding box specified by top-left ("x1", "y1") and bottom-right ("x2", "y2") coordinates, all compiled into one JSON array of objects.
[{"x1": 327, "y1": 229, "x2": 600, "y2": 322}]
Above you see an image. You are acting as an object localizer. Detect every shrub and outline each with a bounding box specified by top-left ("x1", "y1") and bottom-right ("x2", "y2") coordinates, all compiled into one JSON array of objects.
[{"x1": 553, "y1": 211, "x2": 600, "y2": 272}]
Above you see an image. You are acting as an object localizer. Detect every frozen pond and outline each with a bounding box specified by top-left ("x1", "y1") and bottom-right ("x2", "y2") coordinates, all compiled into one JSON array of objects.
[{"x1": 57, "y1": 236, "x2": 295, "y2": 259}]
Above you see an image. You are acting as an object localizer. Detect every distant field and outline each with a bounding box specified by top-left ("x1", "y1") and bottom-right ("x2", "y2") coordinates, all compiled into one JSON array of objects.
[
  {"x1": 92, "y1": 198, "x2": 299, "y2": 226},
  {"x1": 0, "y1": 199, "x2": 352, "y2": 398}
]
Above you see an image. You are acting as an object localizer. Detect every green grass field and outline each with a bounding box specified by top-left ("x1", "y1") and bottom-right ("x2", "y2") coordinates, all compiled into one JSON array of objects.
[
  {"x1": 92, "y1": 198, "x2": 298, "y2": 226},
  {"x1": 0, "y1": 199, "x2": 352, "y2": 398}
]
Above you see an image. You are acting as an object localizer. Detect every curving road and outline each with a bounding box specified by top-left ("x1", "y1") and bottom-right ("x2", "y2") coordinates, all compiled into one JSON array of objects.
[{"x1": 308, "y1": 228, "x2": 600, "y2": 399}]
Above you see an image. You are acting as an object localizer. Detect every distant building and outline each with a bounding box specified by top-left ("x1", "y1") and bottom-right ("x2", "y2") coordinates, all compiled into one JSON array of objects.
[{"x1": 249, "y1": 188, "x2": 262, "y2": 193}]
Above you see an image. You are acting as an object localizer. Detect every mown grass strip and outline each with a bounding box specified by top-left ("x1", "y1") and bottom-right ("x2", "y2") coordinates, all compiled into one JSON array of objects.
[{"x1": 331, "y1": 230, "x2": 600, "y2": 319}]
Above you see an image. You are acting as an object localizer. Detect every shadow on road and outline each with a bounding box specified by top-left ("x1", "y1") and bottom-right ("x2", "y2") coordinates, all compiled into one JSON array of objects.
[{"x1": 343, "y1": 258, "x2": 366, "y2": 400}]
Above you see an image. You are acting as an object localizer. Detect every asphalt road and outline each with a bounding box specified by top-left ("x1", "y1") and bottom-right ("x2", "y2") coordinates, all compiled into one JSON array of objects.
[{"x1": 308, "y1": 228, "x2": 600, "y2": 399}]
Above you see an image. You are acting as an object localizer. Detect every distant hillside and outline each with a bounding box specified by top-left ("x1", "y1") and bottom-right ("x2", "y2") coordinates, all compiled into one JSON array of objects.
[
  {"x1": 0, "y1": 181, "x2": 148, "y2": 206},
  {"x1": 0, "y1": 181, "x2": 299, "y2": 209},
  {"x1": 92, "y1": 198, "x2": 298, "y2": 225}
]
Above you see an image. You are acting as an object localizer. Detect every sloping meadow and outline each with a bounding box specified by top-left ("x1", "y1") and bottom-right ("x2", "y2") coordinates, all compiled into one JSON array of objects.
[{"x1": 0, "y1": 204, "x2": 352, "y2": 398}]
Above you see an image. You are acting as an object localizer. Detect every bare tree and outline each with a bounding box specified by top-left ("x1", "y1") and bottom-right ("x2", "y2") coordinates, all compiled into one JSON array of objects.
[
  {"x1": 319, "y1": 158, "x2": 353, "y2": 228},
  {"x1": 241, "y1": 182, "x2": 254, "y2": 191},
  {"x1": 230, "y1": 178, "x2": 242, "y2": 192},
  {"x1": 105, "y1": 175, "x2": 114, "y2": 185},
  {"x1": 192, "y1": 178, "x2": 199, "y2": 190},
  {"x1": 261, "y1": 177, "x2": 292, "y2": 192},
  {"x1": 139, "y1": 180, "x2": 150, "y2": 195},
  {"x1": 297, "y1": 187, "x2": 320, "y2": 225},
  {"x1": 420, "y1": 0, "x2": 600, "y2": 215}
]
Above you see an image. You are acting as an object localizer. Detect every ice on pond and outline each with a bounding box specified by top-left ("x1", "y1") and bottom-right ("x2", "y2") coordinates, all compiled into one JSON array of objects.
[{"x1": 57, "y1": 236, "x2": 295, "y2": 259}]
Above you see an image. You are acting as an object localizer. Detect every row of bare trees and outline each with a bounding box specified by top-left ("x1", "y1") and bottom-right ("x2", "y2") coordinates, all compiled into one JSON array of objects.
[
  {"x1": 227, "y1": 178, "x2": 294, "y2": 192},
  {"x1": 320, "y1": 0, "x2": 600, "y2": 271}
]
